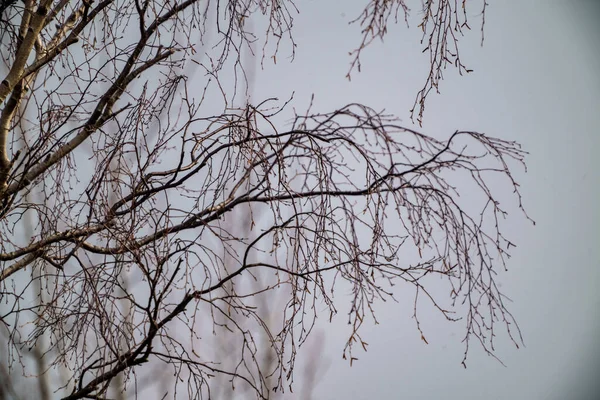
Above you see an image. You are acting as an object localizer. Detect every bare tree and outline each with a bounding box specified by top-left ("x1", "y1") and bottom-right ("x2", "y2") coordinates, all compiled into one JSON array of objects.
[{"x1": 0, "y1": 1, "x2": 532, "y2": 399}]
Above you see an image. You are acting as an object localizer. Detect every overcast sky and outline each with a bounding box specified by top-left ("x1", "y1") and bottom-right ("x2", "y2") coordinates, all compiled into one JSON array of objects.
[
  {"x1": 238, "y1": 1, "x2": 600, "y2": 399},
  {"x1": 4, "y1": 1, "x2": 596, "y2": 399}
]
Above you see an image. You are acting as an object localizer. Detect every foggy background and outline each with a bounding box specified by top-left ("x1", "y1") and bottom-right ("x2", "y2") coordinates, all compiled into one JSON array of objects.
[{"x1": 2, "y1": 1, "x2": 597, "y2": 399}]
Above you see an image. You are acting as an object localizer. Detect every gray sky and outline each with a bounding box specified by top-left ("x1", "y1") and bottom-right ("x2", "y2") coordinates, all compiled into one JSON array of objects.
[
  {"x1": 3, "y1": 1, "x2": 596, "y2": 399},
  {"x1": 241, "y1": 1, "x2": 600, "y2": 399}
]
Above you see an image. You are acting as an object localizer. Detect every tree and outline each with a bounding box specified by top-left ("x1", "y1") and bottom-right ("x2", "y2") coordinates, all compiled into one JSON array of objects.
[{"x1": 0, "y1": 0, "x2": 531, "y2": 399}]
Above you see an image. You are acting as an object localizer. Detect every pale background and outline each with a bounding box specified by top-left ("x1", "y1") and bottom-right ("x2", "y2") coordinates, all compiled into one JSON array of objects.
[
  {"x1": 4, "y1": 1, "x2": 597, "y2": 399},
  {"x1": 233, "y1": 1, "x2": 600, "y2": 399}
]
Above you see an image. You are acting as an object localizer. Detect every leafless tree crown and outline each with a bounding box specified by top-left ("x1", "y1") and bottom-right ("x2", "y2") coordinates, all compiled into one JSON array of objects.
[{"x1": 0, "y1": 1, "x2": 531, "y2": 399}]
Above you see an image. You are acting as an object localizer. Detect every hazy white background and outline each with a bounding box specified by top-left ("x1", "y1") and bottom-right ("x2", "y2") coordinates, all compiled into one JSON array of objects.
[
  {"x1": 1, "y1": 1, "x2": 597, "y2": 399},
  {"x1": 233, "y1": 1, "x2": 600, "y2": 399}
]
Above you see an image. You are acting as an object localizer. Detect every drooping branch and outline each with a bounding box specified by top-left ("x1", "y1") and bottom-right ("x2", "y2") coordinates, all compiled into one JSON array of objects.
[{"x1": 0, "y1": 1, "x2": 528, "y2": 399}]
